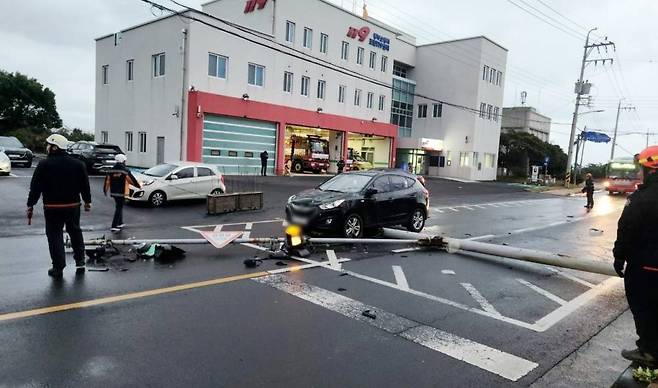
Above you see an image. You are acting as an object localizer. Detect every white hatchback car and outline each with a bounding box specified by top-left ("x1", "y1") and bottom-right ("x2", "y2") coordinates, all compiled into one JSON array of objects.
[
  {"x1": 0, "y1": 149, "x2": 11, "y2": 176},
  {"x1": 129, "y1": 162, "x2": 226, "y2": 207}
]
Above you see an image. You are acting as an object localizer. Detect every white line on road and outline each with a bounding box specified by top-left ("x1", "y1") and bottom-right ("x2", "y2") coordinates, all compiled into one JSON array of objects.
[
  {"x1": 256, "y1": 275, "x2": 537, "y2": 381},
  {"x1": 214, "y1": 224, "x2": 223, "y2": 232},
  {"x1": 441, "y1": 270, "x2": 456, "y2": 275},
  {"x1": 517, "y1": 279, "x2": 567, "y2": 305},
  {"x1": 449, "y1": 208, "x2": 460, "y2": 212},
  {"x1": 245, "y1": 223, "x2": 253, "y2": 231},
  {"x1": 462, "y1": 206, "x2": 475, "y2": 211},
  {"x1": 392, "y1": 265, "x2": 410, "y2": 290},
  {"x1": 266, "y1": 258, "x2": 351, "y2": 275},
  {"x1": 391, "y1": 247, "x2": 422, "y2": 253},
  {"x1": 241, "y1": 231, "x2": 251, "y2": 239},
  {"x1": 400, "y1": 326, "x2": 538, "y2": 382},
  {"x1": 460, "y1": 283, "x2": 501, "y2": 316},
  {"x1": 326, "y1": 250, "x2": 342, "y2": 270},
  {"x1": 545, "y1": 268, "x2": 596, "y2": 288}
]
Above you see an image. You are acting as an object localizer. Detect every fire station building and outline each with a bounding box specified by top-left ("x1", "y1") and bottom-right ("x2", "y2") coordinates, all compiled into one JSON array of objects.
[{"x1": 95, "y1": 0, "x2": 507, "y2": 180}]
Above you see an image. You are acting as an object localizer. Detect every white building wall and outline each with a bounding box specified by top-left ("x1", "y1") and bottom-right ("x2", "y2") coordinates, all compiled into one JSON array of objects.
[{"x1": 95, "y1": 15, "x2": 190, "y2": 168}]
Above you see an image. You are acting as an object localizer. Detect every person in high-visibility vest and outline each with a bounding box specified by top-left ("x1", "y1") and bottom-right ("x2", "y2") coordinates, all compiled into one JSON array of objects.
[
  {"x1": 103, "y1": 154, "x2": 140, "y2": 232},
  {"x1": 614, "y1": 145, "x2": 658, "y2": 367}
]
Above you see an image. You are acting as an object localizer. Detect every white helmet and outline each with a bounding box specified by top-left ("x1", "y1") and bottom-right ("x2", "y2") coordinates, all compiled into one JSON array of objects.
[
  {"x1": 46, "y1": 134, "x2": 70, "y2": 149},
  {"x1": 115, "y1": 154, "x2": 127, "y2": 164}
]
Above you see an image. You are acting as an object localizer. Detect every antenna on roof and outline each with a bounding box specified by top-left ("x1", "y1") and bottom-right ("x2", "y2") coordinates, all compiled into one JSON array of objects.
[{"x1": 521, "y1": 91, "x2": 528, "y2": 106}]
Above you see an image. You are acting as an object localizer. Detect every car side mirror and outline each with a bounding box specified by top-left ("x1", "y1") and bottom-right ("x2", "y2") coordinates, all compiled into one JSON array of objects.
[
  {"x1": 168, "y1": 174, "x2": 179, "y2": 181},
  {"x1": 364, "y1": 188, "x2": 378, "y2": 197}
]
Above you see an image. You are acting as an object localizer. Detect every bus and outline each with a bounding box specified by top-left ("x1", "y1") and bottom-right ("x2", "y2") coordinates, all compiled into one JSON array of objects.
[{"x1": 605, "y1": 158, "x2": 641, "y2": 195}]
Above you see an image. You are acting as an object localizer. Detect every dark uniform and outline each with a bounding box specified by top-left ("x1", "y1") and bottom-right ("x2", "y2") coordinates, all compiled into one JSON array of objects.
[
  {"x1": 260, "y1": 151, "x2": 269, "y2": 176},
  {"x1": 582, "y1": 176, "x2": 595, "y2": 208},
  {"x1": 103, "y1": 163, "x2": 140, "y2": 229},
  {"x1": 27, "y1": 149, "x2": 91, "y2": 271},
  {"x1": 613, "y1": 172, "x2": 658, "y2": 363}
]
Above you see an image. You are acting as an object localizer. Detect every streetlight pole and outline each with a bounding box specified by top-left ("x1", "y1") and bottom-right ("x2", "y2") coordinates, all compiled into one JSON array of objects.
[
  {"x1": 565, "y1": 28, "x2": 597, "y2": 187},
  {"x1": 610, "y1": 99, "x2": 623, "y2": 162}
]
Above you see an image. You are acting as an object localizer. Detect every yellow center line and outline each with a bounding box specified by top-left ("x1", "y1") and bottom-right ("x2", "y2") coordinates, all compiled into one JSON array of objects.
[{"x1": 0, "y1": 271, "x2": 269, "y2": 323}]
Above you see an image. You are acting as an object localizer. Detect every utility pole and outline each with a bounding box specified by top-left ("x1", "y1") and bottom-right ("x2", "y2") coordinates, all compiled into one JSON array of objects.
[
  {"x1": 565, "y1": 29, "x2": 615, "y2": 186},
  {"x1": 609, "y1": 100, "x2": 635, "y2": 161}
]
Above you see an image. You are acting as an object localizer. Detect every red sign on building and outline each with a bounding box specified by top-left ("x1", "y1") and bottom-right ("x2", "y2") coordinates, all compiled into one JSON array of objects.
[
  {"x1": 346, "y1": 26, "x2": 371, "y2": 42},
  {"x1": 244, "y1": 0, "x2": 268, "y2": 13}
]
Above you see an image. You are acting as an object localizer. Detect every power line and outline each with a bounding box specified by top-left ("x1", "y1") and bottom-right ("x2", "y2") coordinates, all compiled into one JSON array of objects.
[{"x1": 504, "y1": 0, "x2": 586, "y2": 41}]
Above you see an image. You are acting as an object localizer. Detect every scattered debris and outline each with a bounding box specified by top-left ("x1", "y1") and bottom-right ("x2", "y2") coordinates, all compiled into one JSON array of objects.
[
  {"x1": 401, "y1": 255, "x2": 408, "y2": 258},
  {"x1": 464, "y1": 233, "x2": 472, "y2": 237},
  {"x1": 361, "y1": 310, "x2": 377, "y2": 319},
  {"x1": 339, "y1": 273, "x2": 349, "y2": 277},
  {"x1": 633, "y1": 366, "x2": 658, "y2": 383},
  {"x1": 88, "y1": 268, "x2": 109, "y2": 272},
  {"x1": 118, "y1": 268, "x2": 129, "y2": 272},
  {"x1": 135, "y1": 243, "x2": 186, "y2": 263},
  {"x1": 589, "y1": 228, "x2": 604, "y2": 236},
  {"x1": 337, "y1": 288, "x2": 347, "y2": 292},
  {"x1": 275, "y1": 261, "x2": 287, "y2": 266},
  {"x1": 244, "y1": 259, "x2": 263, "y2": 268},
  {"x1": 567, "y1": 215, "x2": 575, "y2": 218}
]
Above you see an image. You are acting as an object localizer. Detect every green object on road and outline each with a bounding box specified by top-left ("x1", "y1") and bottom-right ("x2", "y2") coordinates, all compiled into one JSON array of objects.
[{"x1": 633, "y1": 366, "x2": 658, "y2": 383}]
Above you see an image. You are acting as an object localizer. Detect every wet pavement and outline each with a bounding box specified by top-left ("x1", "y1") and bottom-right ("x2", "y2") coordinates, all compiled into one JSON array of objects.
[{"x1": 0, "y1": 167, "x2": 631, "y2": 387}]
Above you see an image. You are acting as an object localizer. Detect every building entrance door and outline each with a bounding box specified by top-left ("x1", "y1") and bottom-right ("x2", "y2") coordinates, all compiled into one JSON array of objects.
[{"x1": 157, "y1": 137, "x2": 165, "y2": 165}]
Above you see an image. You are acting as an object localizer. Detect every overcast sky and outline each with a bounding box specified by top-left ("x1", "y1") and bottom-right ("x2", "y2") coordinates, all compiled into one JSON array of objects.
[{"x1": 1, "y1": 0, "x2": 656, "y2": 164}]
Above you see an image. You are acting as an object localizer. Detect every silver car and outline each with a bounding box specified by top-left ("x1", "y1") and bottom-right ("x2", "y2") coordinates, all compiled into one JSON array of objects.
[{"x1": 0, "y1": 149, "x2": 11, "y2": 176}]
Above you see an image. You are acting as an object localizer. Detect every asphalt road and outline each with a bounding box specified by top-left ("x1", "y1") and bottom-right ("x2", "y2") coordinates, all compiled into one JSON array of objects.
[{"x1": 0, "y1": 166, "x2": 630, "y2": 387}]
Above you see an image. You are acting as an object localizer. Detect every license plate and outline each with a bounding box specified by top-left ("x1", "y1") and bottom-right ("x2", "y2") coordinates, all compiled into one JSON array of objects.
[{"x1": 291, "y1": 216, "x2": 308, "y2": 226}]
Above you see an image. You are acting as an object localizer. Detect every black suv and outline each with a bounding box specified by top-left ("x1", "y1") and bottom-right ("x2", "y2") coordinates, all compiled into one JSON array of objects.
[
  {"x1": 0, "y1": 136, "x2": 34, "y2": 167},
  {"x1": 286, "y1": 169, "x2": 429, "y2": 238},
  {"x1": 68, "y1": 141, "x2": 124, "y2": 173}
]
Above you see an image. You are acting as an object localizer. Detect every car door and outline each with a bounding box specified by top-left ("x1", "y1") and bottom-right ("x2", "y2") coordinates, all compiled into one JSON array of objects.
[
  {"x1": 369, "y1": 175, "x2": 394, "y2": 225},
  {"x1": 389, "y1": 175, "x2": 417, "y2": 222},
  {"x1": 196, "y1": 166, "x2": 216, "y2": 195},
  {"x1": 166, "y1": 166, "x2": 196, "y2": 199}
]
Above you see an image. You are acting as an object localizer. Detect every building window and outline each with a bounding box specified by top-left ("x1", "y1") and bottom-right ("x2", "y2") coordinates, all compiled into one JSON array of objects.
[
  {"x1": 152, "y1": 53, "x2": 165, "y2": 77},
  {"x1": 303, "y1": 27, "x2": 313, "y2": 49},
  {"x1": 497, "y1": 71, "x2": 503, "y2": 86},
  {"x1": 354, "y1": 89, "x2": 362, "y2": 106},
  {"x1": 393, "y1": 63, "x2": 408, "y2": 78},
  {"x1": 366, "y1": 92, "x2": 374, "y2": 109},
  {"x1": 320, "y1": 33, "x2": 328, "y2": 54},
  {"x1": 369, "y1": 51, "x2": 376, "y2": 70},
  {"x1": 446, "y1": 151, "x2": 453, "y2": 166},
  {"x1": 432, "y1": 103, "x2": 442, "y2": 118},
  {"x1": 341, "y1": 41, "x2": 349, "y2": 60},
  {"x1": 138, "y1": 132, "x2": 147, "y2": 153},
  {"x1": 356, "y1": 47, "x2": 364, "y2": 65},
  {"x1": 482, "y1": 65, "x2": 489, "y2": 81},
  {"x1": 381, "y1": 56, "x2": 388, "y2": 72},
  {"x1": 484, "y1": 153, "x2": 495, "y2": 168},
  {"x1": 487, "y1": 104, "x2": 493, "y2": 120},
  {"x1": 479, "y1": 102, "x2": 486, "y2": 118},
  {"x1": 459, "y1": 152, "x2": 471, "y2": 167},
  {"x1": 493, "y1": 106, "x2": 499, "y2": 122},
  {"x1": 126, "y1": 60, "x2": 134, "y2": 81},
  {"x1": 283, "y1": 71, "x2": 293, "y2": 93},
  {"x1": 473, "y1": 152, "x2": 480, "y2": 169},
  {"x1": 208, "y1": 53, "x2": 228, "y2": 79},
  {"x1": 378, "y1": 95, "x2": 385, "y2": 111},
  {"x1": 285, "y1": 21, "x2": 295, "y2": 43},
  {"x1": 101, "y1": 131, "x2": 108, "y2": 144},
  {"x1": 338, "y1": 85, "x2": 346, "y2": 103},
  {"x1": 399, "y1": 128, "x2": 412, "y2": 137},
  {"x1": 125, "y1": 131, "x2": 133, "y2": 152},
  {"x1": 417, "y1": 104, "x2": 428, "y2": 118},
  {"x1": 317, "y1": 80, "x2": 326, "y2": 99},
  {"x1": 301, "y1": 76, "x2": 310, "y2": 97},
  {"x1": 248, "y1": 63, "x2": 265, "y2": 86},
  {"x1": 101, "y1": 65, "x2": 109, "y2": 85},
  {"x1": 490, "y1": 68, "x2": 496, "y2": 84}
]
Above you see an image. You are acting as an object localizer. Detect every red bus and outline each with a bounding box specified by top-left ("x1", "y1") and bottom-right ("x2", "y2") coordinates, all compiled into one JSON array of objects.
[{"x1": 605, "y1": 159, "x2": 641, "y2": 195}]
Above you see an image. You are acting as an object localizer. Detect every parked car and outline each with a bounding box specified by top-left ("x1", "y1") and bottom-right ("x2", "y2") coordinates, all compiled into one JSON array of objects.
[
  {"x1": 0, "y1": 149, "x2": 11, "y2": 176},
  {"x1": 286, "y1": 169, "x2": 429, "y2": 238},
  {"x1": 129, "y1": 162, "x2": 226, "y2": 207},
  {"x1": 0, "y1": 136, "x2": 33, "y2": 167},
  {"x1": 68, "y1": 141, "x2": 124, "y2": 173}
]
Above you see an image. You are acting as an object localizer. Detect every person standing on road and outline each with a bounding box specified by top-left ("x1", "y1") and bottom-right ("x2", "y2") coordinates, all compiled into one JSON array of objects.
[
  {"x1": 613, "y1": 145, "x2": 658, "y2": 367},
  {"x1": 260, "y1": 150, "x2": 269, "y2": 176},
  {"x1": 336, "y1": 159, "x2": 345, "y2": 174},
  {"x1": 103, "y1": 154, "x2": 140, "y2": 232},
  {"x1": 582, "y1": 173, "x2": 595, "y2": 209},
  {"x1": 26, "y1": 134, "x2": 91, "y2": 278}
]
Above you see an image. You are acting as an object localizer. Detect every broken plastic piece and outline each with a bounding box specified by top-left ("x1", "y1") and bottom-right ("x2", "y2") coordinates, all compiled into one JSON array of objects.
[
  {"x1": 88, "y1": 268, "x2": 109, "y2": 272},
  {"x1": 362, "y1": 310, "x2": 377, "y2": 319}
]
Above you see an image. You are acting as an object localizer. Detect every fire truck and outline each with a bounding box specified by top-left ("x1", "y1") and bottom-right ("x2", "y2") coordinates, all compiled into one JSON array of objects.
[{"x1": 288, "y1": 135, "x2": 330, "y2": 174}]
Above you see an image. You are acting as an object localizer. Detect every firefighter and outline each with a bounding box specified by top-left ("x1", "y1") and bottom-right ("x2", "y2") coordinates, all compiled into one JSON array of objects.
[
  {"x1": 27, "y1": 134, "x2": 91, "y2": 278},
  {"x1": 582, "y1": 173, "x2": 595, "y2": 209},
  {"x1": 260, "y1": 150, "x2": 269, "y2": 176},
  {"x1": 614, "y1": 145, "x2": 658, "y2": 367},
  {"x1": 103, "y1": 154, "x2": 140, "y2": 232}
]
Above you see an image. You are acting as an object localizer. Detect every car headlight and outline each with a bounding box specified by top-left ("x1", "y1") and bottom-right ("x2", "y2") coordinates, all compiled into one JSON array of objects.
[
  {"x1": 288, "y1": 195, "x2": 296, "y2": 203},
  {"x1": 319, "y1": 199, "x2": 345, "y2": 210},
  {"x1": 142, "y1": 179, "x2": 155, "y2": 186}
]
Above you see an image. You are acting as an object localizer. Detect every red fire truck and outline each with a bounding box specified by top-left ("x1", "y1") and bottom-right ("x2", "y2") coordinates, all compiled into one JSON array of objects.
[{"x1": 288, "y1": 135, "x2": 330, "y2": 174}]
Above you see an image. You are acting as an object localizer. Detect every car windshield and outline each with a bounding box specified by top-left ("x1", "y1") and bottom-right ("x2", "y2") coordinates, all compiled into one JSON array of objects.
[
  {"x1": 96, "y1": 145, "x2": 122, "y2": 154},
  {"x1": 310, "y1": 140, "x2": 328, "y2": 154},
  {"x1": 318, "y1": 173, "x2": 372, "y2": 193},
  {"x1": 143, "y1": 164, "x2": 178, "y2": 177},
  {"x1": 0, "y1": 137, "x2": 23, "y2": 148}
]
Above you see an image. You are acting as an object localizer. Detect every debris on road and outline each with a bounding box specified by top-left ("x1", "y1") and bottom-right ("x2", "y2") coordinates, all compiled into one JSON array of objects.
[
  {"x1": 589, "y1": 228, "x2": 604, "y2": 236},
  {"x1": 244, "y1": 258, "x2": 262, "y2": 268},
  {"x1": 337, "y1": 288, "x2": 347, "y2": 292},
  {"x1": 88, "y1": 268, "x2": 110, "y2": 272},
  {"x1": 633, "y1": 366, "x2": 658, "y2": 383},
  {"x1": 441, "y1": 270, "x2": 456, "y2": 275},
  {"x1": 361, "y1": 310, "x2": 377, "y2": 319},
  {"x1": 275, "y1": 261, "x2": 287, "y2": 266}
]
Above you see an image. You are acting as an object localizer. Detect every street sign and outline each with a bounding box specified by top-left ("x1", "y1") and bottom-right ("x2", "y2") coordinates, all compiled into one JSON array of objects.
[
  {"x1": 582, "y1": 131, "x2": 611, "y2": 143},
  {"x1": 531, "y1": 166, "x2": 540, "y2": 183},
  {"x1": 199, "y1": 231, "x2": 243, "y2": 249}
]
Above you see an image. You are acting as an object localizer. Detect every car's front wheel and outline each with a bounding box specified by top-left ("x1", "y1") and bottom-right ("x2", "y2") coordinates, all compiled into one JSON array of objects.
[
  {"x1": 343, "y1": 213, "x2": 364, "y2": 238},
  {"x1": 407, "y1": 208, "x2": 426, "y2": 233},
  {"x1": 149, "y1": 191, "x2": 167, "y2": 207}
]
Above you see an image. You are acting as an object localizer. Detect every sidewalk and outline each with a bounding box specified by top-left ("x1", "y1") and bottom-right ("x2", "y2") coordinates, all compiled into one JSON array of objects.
[{"x1": 531, "y1": 309, "x2": 637, "y2": 388}]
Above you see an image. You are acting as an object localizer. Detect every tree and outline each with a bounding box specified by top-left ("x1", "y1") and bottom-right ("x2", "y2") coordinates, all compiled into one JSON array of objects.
[
  {"x1": 498, "y1": 131, "x2": 567, "y2": 178},
  {"x1": 54, "y1": 127, "x2": 94, "y2": 142},
  {"x1": 0, "y1": 70, "x2": 63, "y2": 151}
]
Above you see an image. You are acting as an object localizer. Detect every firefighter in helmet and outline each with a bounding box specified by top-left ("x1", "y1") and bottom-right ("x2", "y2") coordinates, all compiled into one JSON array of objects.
[{"x1": 614, "y1": 145, "x2": 658, "y2": 367}]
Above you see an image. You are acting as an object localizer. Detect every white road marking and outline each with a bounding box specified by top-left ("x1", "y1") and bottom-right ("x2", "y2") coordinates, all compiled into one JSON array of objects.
[
  {"x1": 240, "y1": 243, "x2": 267, "y2": 251},
  {"x1": 400, "y1": 326, "x2": 538, "y2": 382},
  {"x1": 462, "y1": 206, "x2": 475, "y2": 211},
  {"x1": 460, "y1": 283, "x2": 501, "y2": 316},
  {"x1": 449, "y1": 208, "x2": 460, "y2": 212},
  {"x1": 245, "y1": 223, "x2": 253, "y2": 231},
  {"x1": 441, "y1": 270, "x2": 456, "y2": 275},
  {"x1": 391, "y1": 247, "x2": 422, "y2": 253},
  {"x1": 241, "y1": 231, "x2": 251, "y2": 239},
  {"x1": 546, "y1": 268, "x2": 596, "y2": 288},
  {"x1": 256, "y1": 274, "x2": 537, "y2": 381},
  {"x1": 181, "y1": 219, "x2": 283, "y2": 233},
  {"x1": 392, "y1": 265, "x2": 410, "y2": 290},
  {"x1": 474, "y1": 205, "x2": 486, "y2": 209},
  {"x1": 326, "y1": 250, "x2": 342, "y2": 270},
  {"x1": 435, "y1": 209, "x2": 445, "y2": 213},
  {"x1": 517, "y1": 279, "x2": 567, "y2": 305},
  {"x1": 267, "y1": 258, "x2": 350, "y2": 275},
  {"x1": 214, "y1": 224, "x2": 223, "y2": 232},
  {"x1": 489, "y1": 203, "x2": 501, "y2": 208},
  {"x1": 467, "y1": 234, "x2": 495, "y2": 241}
]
